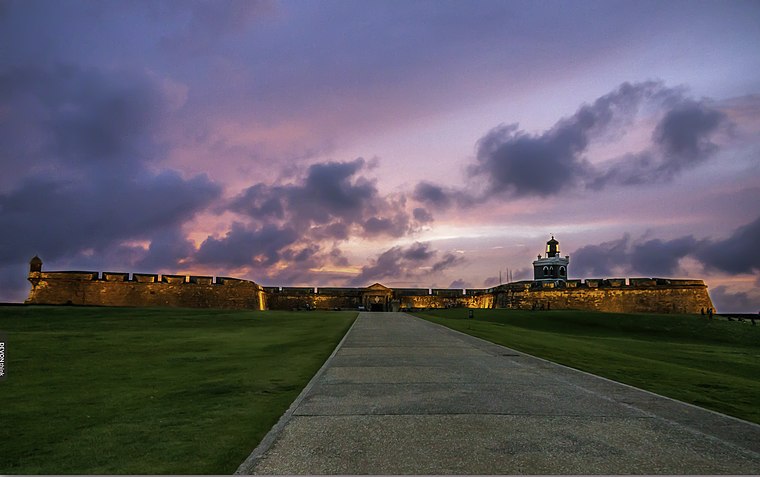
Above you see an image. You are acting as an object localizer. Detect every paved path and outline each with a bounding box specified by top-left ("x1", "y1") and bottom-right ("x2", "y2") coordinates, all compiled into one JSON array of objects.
[{"x1": 237, "y1": 312, "x2": 760, "y2": 474}]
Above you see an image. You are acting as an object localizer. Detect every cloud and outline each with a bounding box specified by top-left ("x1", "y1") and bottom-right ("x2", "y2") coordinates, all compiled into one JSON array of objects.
[
  {"x1": 0, "y1": 263, "x2": 30, "y2": 303},
  {"x1": 412, "y1": 207, "x2": 433, "y2": 223},
  {"x1": 696, "y1": 215, "x2": 760, "y2": 274},
  {"x1": 469, "y1": 81, "x2": 670, "y2": 198},
  {"x1": 229, "y1": 158, "x2": 417, "y2": 240},
  {"x1": 0, "y1": 63, "x2": 221, "y2": 286},
  {"x1": 136, "y1": 228, "x2": 197, "y2": 270},
  {"x1": 448, "y1": 278, "x2": 470, "y2": 289},
  {"x1": 0, "y1": 65, "x2": 179, "y2": 170},
  {"x1": 194, "y1": 222, "x2": 298, "y2": 268},
  {"x1": 571, "y1": 215, "x2": 760, "y2": 278},
  {"x1": 570, "y1": 235, "x2": 631, "y2": 277},
  {"x1": 654, "y1": 101, "x2": 725, "y2": 160},
  {"x1": 0, "y1": 170, "x2": 219, "y2": 264},
  {"x1": 362, "y1": 213, "x2": 410, "y2": 238},
  {"x1": 349, "y1": 242, "x2": 443, "y2": 286},
  {"x1": 431, "y1": 252, "x2": 464, "y2": 273},
  {"x1": 471, "y1": 123, "x2": 592, "y2": 197},
  {"x1": 571, "y1": 234, "x2": 701, "y2": 278},
  {"x1": 628, "y1": 236, "x2": 701, "y2": 277},
  {"x1": 710, "y1": 285, "x2": 759, "y2": 313},
  {"x1": 413, "y1": 182, "x2": 454, "y2": 208},
  {"x1": 401, "y1": 242, "x2": 436, "y2": 262},
  {"x1": 415, "y1": 81, "x2": 729, "y2": 205},
  {"x1": 592, "y1": 99, "x2": 727, "y2": 187}
]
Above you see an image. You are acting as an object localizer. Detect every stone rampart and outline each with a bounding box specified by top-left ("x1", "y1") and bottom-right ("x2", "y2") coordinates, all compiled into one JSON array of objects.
[
  {"x1": 489, "y1": 278, "x2": 713, "y2": 313},
  {"x1": 25, "y1": 262, "x2": 713, "y2": 314},
  {"x1": 26, "y1": 271, "x2": 265, "y2": 310}
]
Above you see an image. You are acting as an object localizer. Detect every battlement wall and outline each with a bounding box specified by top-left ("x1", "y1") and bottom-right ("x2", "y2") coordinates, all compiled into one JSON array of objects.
[
  {"x1": 25, "y1": 266, "x2": 713, "y2": 314},
  {"x1": 491, "y1": 278, "x2": 713, "y2": 313},
  {"x1": 26, "y1": 271, "x2": 265, "y2": 310}
]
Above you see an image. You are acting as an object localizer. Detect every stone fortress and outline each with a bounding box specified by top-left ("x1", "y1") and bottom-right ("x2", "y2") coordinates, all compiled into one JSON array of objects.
[{"x1": 25, "y1": 236, "x2": 714, "y2": 314}]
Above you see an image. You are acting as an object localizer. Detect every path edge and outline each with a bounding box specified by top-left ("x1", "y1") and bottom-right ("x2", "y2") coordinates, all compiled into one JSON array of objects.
[
  {"x1": 405, "y1": 312, "x2": 760, "y2": 456},
  {"x1": 233, "y1": 312, "x2": 362, "y2": 475}
]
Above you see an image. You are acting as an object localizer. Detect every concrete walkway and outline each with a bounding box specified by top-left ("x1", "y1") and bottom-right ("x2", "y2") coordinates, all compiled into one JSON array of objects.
[{"x1": 236, "y1": 312, "x2": 760, "y2": 474}]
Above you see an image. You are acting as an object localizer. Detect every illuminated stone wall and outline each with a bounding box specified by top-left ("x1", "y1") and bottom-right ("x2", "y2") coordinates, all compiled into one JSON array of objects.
[
  {"x1": 26, "y1": 266, "x2": 713, "y2": 314},
  {"x1": 490, "y1": 279, "x2": 714, "y2": 314},
  {"x1": 26, "y1": 271, "x2": 265, "y2": 310}
]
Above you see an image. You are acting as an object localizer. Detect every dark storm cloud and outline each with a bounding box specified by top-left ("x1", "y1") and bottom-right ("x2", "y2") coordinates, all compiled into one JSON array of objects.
[
  {"x1": 472, "y1": 123, "x2": 591, "y2": 197},
  {"x1": 402, "y1": 242, "x2": 435, "y2": 262},
  {"x1": 570, "y1": 236, "x2": 631, "y2": 277},
  {"x1": 136, "y1": 228, "x2": 197, "y2": 270},
  {"x1": 195, "y1": 158, "x2": 435, "y2": 277},
  {"x1": 412, "y1": 207, "x2": 433, "y2": 223},
  {"x1": 0, "y1": 65, "x2": 167, "y2": 175},
  {"x1": 0, "y1": 263, "x2": 30, "y2": 303},
  {"x1": 229, "y1": 158, "x2": 416, "y2": 240},
  {"x1": 0, "y1": 170, "x2": 219, "y2": 263},
  {"x1": 571, "y1": 216, "x2": 760, "y2": 278},
  {"x1": 281, "y1": 244, "x2": 321, "y2": 264},
  {"x1": 710, "y1": 286, "x2": 759, "y2": 313},
  {"x1": 0, "y1": 64, "x2": 221, "y2": 277},
  {"x1": 696, "y1": 215, "x2": 760, "y2": 274},
  {"x1": 470, "y1": 81, "x2": 668, "y2": 198},
  {"x1": 593, "y1": 99, "x2": 727, "y2": 187},
  {"x1": 363, "y1": 215, "x2": 410, "y2": 237},
  {"x1": 347, "y1": 242, "x2": 466, "y2": 286},
  {"x1": 431, "y1": 253, "x2": 464, "y2": 273},
  {"x1": 416, "y1": 82, "x2": 728, "y2": 205},
  {"x1": 349, "y1": 242, "x2": 439, "y2": 286},
  {"x1": 573, "y1": 235, "x2": 701, "y2": 278},
  {"x1": 229, "y1": 159, "x2": 374, "y2": 225},
  {"x1": 629, "y1": 236, "x2": 701, "y2": 277},
  {"x1": 654, "y1": 101, "x2": 725, "y2": 158},
  {"x1": 413, "y1": 182, "x2": 453, "y2": 208},
  {"x1": 194, "y1": 222, "x2": 298, "y2": 268}
]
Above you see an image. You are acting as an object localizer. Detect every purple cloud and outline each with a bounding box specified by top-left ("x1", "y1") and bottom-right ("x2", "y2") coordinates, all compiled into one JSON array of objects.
[
  {"x1": 228, "y1": 158, "x2": 417, "y2": 240},
  {"x1": 415, "y1": 82, "x2": 728, "y2": 204}
]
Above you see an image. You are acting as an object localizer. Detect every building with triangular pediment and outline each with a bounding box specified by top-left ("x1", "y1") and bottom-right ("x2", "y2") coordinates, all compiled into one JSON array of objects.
[{"x1": 362, "y1": 283, "x2": 394, "y2": 311}]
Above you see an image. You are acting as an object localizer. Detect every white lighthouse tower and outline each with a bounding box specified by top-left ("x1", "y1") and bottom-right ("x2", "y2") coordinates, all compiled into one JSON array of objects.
[{"x1": 532, "y1": 235, "x2": 569, "y2": 284}]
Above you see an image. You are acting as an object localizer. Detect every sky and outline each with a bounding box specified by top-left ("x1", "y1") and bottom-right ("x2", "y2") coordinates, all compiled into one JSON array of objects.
[{"x1": 1, "y1": 0, "x2": 759, "y2": 312}]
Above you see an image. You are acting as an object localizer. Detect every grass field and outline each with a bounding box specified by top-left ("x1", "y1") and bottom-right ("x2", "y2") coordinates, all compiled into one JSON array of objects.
[
  {"x1": 0, "y1": 306, "x2": 356, "y2": 474},
  {"x1": 415, "y1": 309, "x2": 760, "y2": 424}
]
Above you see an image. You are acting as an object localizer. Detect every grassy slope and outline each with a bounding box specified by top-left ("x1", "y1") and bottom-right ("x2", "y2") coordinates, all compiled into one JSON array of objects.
[
  {"x1": 415, "y1": 309, "x2": 760, "y2": 424},
  {"x1": 0, "y1": 306, "x2": 356, "y2": 474}
]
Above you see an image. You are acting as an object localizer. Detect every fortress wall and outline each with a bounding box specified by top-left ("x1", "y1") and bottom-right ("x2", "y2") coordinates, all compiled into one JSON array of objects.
[
  {"x1": 495, "y1": 282, "x2": 713, "y2": 313},
  {"x1": 401, "y1": 293, "x2": 493, "y2": 309},
  {"x1": 265, "y1": 290, "x2": 314, "y2": 310},
  {"x1": 26, "y1": 267, "x2": 712, "y2": 314},
  {"x1": 265, "y1": 292, "x2": 362, "y2": 310},
  {"x1": 26, "y1": 272, "x2": 265, "y2": 310},
  {"x1": 313, "y1": 294, "x2": 361, "y2": 310}
]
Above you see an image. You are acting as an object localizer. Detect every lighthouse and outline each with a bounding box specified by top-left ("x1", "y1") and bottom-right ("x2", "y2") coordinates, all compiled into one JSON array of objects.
[{"x1": 532, "y1": 235, "x2": 569, "y2": 283}]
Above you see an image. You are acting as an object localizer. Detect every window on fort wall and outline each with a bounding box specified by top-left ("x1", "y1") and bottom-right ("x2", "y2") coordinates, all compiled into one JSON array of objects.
[
  {"x1": 559, "y1": 267, "x2": 565, "y2": 276},
  {"x1": 543, "y1": 266, "x2": 549, "y2": 276}
]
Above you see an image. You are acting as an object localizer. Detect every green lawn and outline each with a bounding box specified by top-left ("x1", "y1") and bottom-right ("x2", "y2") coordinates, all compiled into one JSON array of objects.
[
  {"x1": 0, "y1": 306, "x2": 356, "y2": 474},
  {"x1": 415, "y1": 309, "x2": 760, "y2": 424}
]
